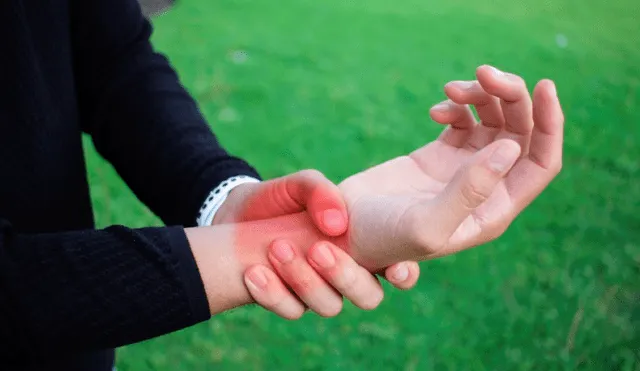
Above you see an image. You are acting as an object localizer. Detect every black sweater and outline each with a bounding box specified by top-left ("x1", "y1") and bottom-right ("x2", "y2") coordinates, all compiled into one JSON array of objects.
[{"x1": 0, "y1": 1, "x2": 260, "y2": 370}]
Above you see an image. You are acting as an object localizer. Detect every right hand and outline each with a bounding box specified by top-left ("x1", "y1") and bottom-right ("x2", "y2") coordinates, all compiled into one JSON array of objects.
[
  {"x1": 244, "y1": 239, "x2": 420, "y2": 320},
  {"x1": 338, "y1": 65, "x2": 564, "y2": 270}
]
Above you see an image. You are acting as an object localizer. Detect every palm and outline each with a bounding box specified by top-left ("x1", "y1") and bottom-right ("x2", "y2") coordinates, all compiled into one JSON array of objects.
[
  {"x1": 338, "y1": 67, "x2": 564, "y2": 268},
  {"x1": 412, "y1": 140, "x2": 513, "y2": 241},
  {"x1": 338, "y1": 142, "x2": 506, "y2": 266}
]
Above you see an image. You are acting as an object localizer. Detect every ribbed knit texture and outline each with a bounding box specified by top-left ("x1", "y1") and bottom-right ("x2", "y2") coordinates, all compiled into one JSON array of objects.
[
  {"x1": 0, "y1": 0, "x2": 260, "y2": 370},
  {"x1": 0, "y1": 223, "x2": 210, "y2": 368}
]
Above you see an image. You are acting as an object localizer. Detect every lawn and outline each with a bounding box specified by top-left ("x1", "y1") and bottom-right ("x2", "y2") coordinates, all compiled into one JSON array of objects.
[{"x1": 84, "y1": 0, "x2": 640, "y2": 369}]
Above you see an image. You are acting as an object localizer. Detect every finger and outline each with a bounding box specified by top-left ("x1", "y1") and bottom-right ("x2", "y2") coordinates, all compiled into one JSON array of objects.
[
  {"x1": 248, "y1": 171, "x2": 348, "y2": 235},
  {"x1": 268, "y1": 239, "x2": 344, "y2": 317},
  {"x1": 429, "y1": 100, "x2": 477, "y2": 147},
  {"x1": 383, "y1": 261, "x2": 420, "y2": 290},
  {"x1": 425, "y1": 139, "x2": 521, "y2": 245},
  {"x1": 307, "y1": 241, "x2": 384, "y2": 310},
  {"x1": 244, "y1": 265, "x2": 306, "y2": 320},
  {"x1": 506, "y1": 79, "x2": 564, "y2": 210},
  {"x1": 444, "y1": 80, "x2": 505, "y2": 151},
  {"x1": 282, "y1": 170, "x2": 349, "y2": 236},
  {"x1": 476, "y1": 65, "x2": 534, "y2": 154},
  {"x1": 529, "y1": 79, "x2": 564, "y2": 170}
]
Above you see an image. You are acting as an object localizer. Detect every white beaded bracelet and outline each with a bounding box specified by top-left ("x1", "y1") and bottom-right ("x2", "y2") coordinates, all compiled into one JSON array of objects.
[{"x1": 196, "y1": 175, "x2": 260, "y2": 226}]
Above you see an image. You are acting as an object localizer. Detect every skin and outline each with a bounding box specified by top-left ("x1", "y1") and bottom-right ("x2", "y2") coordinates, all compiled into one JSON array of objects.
[
  {"x1": 185, "y1": 212, "x2": 389, "y2": 315},
  {"x1": 338, "y1": 65, "x2": 563, "y2": 267},
  {"x1": 212, "y1": 170, "x2": 420, "y2": 319},
  {"x1": 191, "y1": 65, "x2": 564, "y2": 320}
]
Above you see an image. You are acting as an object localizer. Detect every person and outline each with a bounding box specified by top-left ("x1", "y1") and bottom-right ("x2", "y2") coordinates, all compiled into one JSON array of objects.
[{"x1": 0, "y1": 1, "x2": 564, "y2": 370}]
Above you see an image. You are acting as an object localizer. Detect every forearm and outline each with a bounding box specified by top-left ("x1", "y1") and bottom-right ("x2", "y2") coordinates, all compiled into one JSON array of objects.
[
  {"x1": 0, "y1": 215, "x2": 329, "y2": 360},
  {"x1": 187, "y1": 212, "x2": 346, "y2": 314}
]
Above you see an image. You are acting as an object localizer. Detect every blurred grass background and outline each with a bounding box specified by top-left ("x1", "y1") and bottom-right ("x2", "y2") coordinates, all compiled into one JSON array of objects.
[{"x1": 84, "y1": 0, "x2": 640, "y2": 369}]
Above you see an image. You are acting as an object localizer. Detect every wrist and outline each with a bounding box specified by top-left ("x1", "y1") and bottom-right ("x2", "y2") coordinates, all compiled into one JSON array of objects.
[
  {"x1": 186, "y1": 212, "x2": 342, "y2": 315},
  {"x1": 185, "y1": 224, "x2": 254, "y2": 313},
  {"x1": 210, "y1": 182, "x2": 257, "y2": 226},
  {"x1": 197, "y1": 175, "x2": 260, "y2": 227}
]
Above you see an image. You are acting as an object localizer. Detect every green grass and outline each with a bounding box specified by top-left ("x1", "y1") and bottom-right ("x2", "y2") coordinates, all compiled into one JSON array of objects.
[{"x1": 84, "y1": 0, "x2": 640, "y2": 369}]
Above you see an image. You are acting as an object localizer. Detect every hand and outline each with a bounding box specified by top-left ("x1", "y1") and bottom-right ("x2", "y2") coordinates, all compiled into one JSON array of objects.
[
  {"x1": 244, "y1": 238, "x2": 420, "y2": 319},
  {"x1": 214, "y1": 170, "x2": 420, "y2": 318},
  {"x1": 213, "y1": 170, "x2": 348, "y2": 236},
  {"x1": 339, "y1": 65, "x2": 564, "y2": 270}
]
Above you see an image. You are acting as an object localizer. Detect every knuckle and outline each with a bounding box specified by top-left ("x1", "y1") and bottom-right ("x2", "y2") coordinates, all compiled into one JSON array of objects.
[
  {"x1": 504, "y1": 77, "x2": 529, "y2": 103},
  {"x1": 459, "y1": 173, "x2": 490, "y2": 209},
  {"x1": 289, "y1": 276, "x2": 314, "y2": 295}
]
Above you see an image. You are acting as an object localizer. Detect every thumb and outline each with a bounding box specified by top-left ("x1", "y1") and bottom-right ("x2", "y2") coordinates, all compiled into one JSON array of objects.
[
  {"x1": 431, "y1": 139, "x2": 521, "y2": 239},
  {"x1": 279, "y1": 170, "x2": 348, "y2": 236}
]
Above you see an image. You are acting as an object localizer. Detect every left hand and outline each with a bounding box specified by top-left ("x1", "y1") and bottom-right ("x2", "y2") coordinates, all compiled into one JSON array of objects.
[
  {"x1": 213, "y1": 169, "x2": 420, "y2": 319},
  {"x1": 339, "y1": 65, "x2": 564, "y2": 269}
]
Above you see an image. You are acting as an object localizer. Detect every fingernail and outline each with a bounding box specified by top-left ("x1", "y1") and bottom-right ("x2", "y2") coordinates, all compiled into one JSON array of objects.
[
  {"x1": 311, "y1": 243, "x2": 336, "y2": 269},
  {"x1": 453, "y1": 80, "x2": 475, "y2": 90},
  {"x1": 272, "y1": 241, "x2": 295, "y2": 263},
  {"x1": 392, "y1": 264, "x2": 409, "y2": 282},
  {"x1": 322, "y1": 209, "x2": 345, "y2": 231},
  {"x1": 431, "y1": 102, "x2": 450, "y2": 111},
  {"x1": 247, "y1": 268, "x2": 268, "y2": 290},
  {"x1": 489, "y1": 66, "x2": 520, "y2": 82},
  {"x1": 549, "y1": 81, "x2": 558, "y2": 97},
  {"x1": 489, "y1": 66, "x2": 505, "y2": 77},
  {"x1": 489, "y1": 142, "x2": 520, "y2": 172}
]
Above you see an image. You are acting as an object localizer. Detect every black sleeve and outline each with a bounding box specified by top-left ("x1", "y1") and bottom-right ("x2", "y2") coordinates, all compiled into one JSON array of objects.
[
  {"x1": 70, "y1": 0, "x2": 260, "y2": 227},
  {"x1": 0, "y1": 219, "x2": 210, "y2": 361}
]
